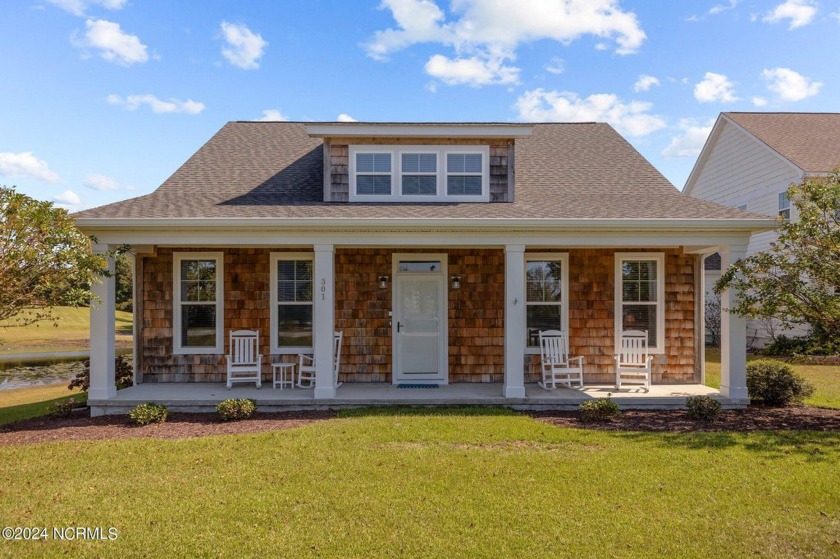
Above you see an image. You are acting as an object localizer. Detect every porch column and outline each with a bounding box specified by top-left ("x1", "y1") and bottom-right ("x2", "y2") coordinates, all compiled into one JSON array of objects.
[
  {"x1": 719, "y1": 245, "x2": 748, "y2": 401},
  {"x1": 89, "y1": 246, "x2": 116, "y2": 410},
  {"x1": 504, "y1": 245, "x2": 526, "y2": 398},
  {"x1": 313, "y1": 244, "x2": 336, "y2": 399}
]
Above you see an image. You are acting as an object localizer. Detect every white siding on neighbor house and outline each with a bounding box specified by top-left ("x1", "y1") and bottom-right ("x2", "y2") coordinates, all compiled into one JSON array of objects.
[{"x1": 691, "y1": 119, "x2": 805, "y2": 345}]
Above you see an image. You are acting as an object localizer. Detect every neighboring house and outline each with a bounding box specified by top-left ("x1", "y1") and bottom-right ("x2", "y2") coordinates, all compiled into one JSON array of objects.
[
  {"x1": 685, "y1": 112, "x2": 840, "y2": 346},
  {"x1": 74, "y1": 121, "x2": 773, "y2": 415}
]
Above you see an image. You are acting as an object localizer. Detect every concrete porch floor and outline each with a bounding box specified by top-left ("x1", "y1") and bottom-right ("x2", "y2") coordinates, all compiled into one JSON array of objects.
[{"x1": 89, "y1": 382, "x2": 744, "y2": 415}]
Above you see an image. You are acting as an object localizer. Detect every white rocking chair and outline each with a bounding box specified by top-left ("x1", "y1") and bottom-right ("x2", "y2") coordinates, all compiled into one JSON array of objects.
[
  {"x1": 298, "y1": 331, "x2": 343, "y2": 389},
  {"x1": 615, "y1": 330, "x2": 653, "y2": 389},
  {"x1": 225, "y1": 330, "x2": 262, "y2": 389},
  {"x1": 538, "y1": 330, "x2": 584, "y2": 390}
]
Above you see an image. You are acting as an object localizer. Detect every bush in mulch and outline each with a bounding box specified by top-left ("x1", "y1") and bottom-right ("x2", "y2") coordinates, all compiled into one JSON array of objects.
[
  {"x1": 46, "y1": 398, "x2": 77, "y2": 419},
  {"x1": 747, "y1": 360, "x2": 815, "y2": 407},
  {"x1": 128, "y1": 402, "x2": 168, "y2": 426},
  {"x1": 685, "y1": 395, "x2": 722, "y2": 422},
  {"x1": 216, "y1": 398, "x2": 257, "y2": 421},
  {"x1": 579, "y1": 397, "x2": 621, "y2": 423}
]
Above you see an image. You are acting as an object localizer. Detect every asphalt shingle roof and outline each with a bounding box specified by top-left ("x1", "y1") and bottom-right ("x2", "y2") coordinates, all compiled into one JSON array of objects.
[
  {"x1": 74, "y1": 121, "x2": 758, "y2": 221},
  {"x1": 725, "y1": 112, "x2": 840, "y2": 174}
]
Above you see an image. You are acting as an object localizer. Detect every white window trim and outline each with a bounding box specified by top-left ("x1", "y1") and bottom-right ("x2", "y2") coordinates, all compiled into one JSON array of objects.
[
  {"x1": 524, "y1": 253, "x2": 569, "y2": 355},
  {"x1": 349, "y1": 144, "x2": 490, "y2": 203},
  {"x1": 173, "y1": 252, "x2": 224, "y2": 355},
  {"x1": 270, "y1": 252, "x2": 315, "y2": 354},
  {"x1": 614, "y1": 252, "x2": 665, "y2": 355},
  {"x1": 778, "y1": 191, "x2": 791, "y2": 220}
]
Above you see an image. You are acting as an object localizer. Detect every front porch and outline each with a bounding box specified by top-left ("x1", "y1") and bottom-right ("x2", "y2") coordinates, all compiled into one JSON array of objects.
[{"x1": 88, "y1": 382, "x2": 736, "y2": 415}]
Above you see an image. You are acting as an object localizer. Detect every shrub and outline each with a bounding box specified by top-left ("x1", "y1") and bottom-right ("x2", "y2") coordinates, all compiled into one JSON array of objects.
[
  {"x1": 763, "y1": 335, "x2": 840, "y2": 357},
  {"x1": 685, "y1": 395, "x2": 721, "y2": 421},
  {"x1": 217, "y1": 398, "x2": 257, "y2": 421},
  {"x1": 128, "y1": 402, "x2": 168, "y2": 426},
  {"x1": 579, "y1": 397, "x2": 620, "y2": 422},
  {"x1": 69, "y1": 355, "x2": 133, "y2": 392},
  {"x1": 746, "y1": 359, "x2": 815, "y2": 406},
  {"x1": 46, "y1": 397, "x2": 77, "y2": 419}
]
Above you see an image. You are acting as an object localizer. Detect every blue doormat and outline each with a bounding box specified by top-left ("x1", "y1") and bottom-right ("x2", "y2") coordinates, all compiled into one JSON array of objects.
[{"x1": 397, "y1": 384, "x2": 439, "y2": 389}]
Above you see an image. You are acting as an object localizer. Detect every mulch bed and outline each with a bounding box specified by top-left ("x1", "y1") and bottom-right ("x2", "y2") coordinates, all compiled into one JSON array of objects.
[
  {"x1": 531, "y1": 406, "x2": 840, "y2": 432},
  {"x1": 1, "y1": 406, "x2": 839, "y2": 446},
  {"x1": 0, "y1": 410, "x2": 336, "y2": 446}
]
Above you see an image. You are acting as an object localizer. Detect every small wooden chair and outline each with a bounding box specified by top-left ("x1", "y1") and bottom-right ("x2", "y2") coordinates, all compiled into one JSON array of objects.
[
  {"x1": 225, "y1": 330, "x2": 262, "y2": 389},
  {"x1": 538, "y1": 330, "x2": 584, "y2": 390},
  {"x1": 298, "y1": 331, "x2": 343, "y2": 388},
  {"x1": 615, "y1": 330, "x2": 653, "y2": 389}
]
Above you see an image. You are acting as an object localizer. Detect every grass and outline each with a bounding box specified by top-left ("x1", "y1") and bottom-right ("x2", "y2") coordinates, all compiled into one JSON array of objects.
[
  {"x1": 0, "y1": 408, "x2": 838, "y2": 558},
  {"x1": 0, "y1": 306, "x2": 132, "y2": 354},
  {"x1": 0, "y1": 383, "x2": 85, "y2": 425},
  {"x1": 705, "y1": 348, "x2": 840, "y2": 409}
]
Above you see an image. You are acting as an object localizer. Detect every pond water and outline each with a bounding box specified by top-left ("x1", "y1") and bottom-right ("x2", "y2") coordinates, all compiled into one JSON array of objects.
[{"x1": 0, "y1": 361, "x2": 86, "y2": 390}]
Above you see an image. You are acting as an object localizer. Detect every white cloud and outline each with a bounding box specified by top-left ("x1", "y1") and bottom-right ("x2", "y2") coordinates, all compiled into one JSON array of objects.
[
  {"x1": 544, "y1": 57, "x2": 564, "y2": 75},
  {"x1": 709, "y1": 0, "x2": 739, "y2": 15},
  {"x1": 425, "y1": 53, "x2": 519, "y2": 86},
  {"x1": 0, "y1": 151, "x2": 60, "y2": 183},
  {"x1": 337, "y1": 113, "x2": 358, "y2": 122},
  {"x1": 762, "y1": 0, "x2": 817, "y2": 29},
  {"x1": 693, "y1": 72, "x2": 738, "y2": 103},
  {"x1": 761, "y1": 67, "x2": 822, "y2": 101},
  {"x1": 633, "y1": 74, "x2": 660, "y2": 92},
  {"x1": 53, "y1": 190, "x2": 81, "y2": 206},
  {"x1": 107, "y1": 94, "x2": 205, "y2": 114},
  {"x1": 45, "y1": 0, "x2": 128, "y2": 16},
  {"x1": 257, "y1": 109, "x2": 288, "y2": 121},
  {"x1": 514, "y1": 89, "x2": 666, "y2": 137},
  {"x1": 83, "y1": 173, "x2": 120, "y2": 190},
  {"x1": 73, "y1": 18, "x2": 149, "y2": 65},
  {"x1": 220, "y1": 22, "x2": 268, "y2": 70},
  {"x1": 366, "y1": 0, "x2": 646, "y2": 87},
  {"x1": 752, "y1": 96, "x2": 768, "y2": 107},
  {"x1": 662, "y1": 119, "x2": 713, "y2": 158}
]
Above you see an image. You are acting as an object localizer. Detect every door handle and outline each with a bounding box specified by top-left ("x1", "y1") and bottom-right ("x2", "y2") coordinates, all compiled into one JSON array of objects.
[{"x1": 397, "y1": 322, "x2": 403, "y2": 332}]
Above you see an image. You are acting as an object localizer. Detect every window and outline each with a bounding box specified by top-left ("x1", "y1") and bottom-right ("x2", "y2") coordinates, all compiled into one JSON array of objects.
[
  {"x1": 615, "y1": 253, "x2": 664, "y2": 353},
  {"x1": 778, "y1": 192, "x2": 790, "y2": 220},
  {"x1": 270, "y1": 253, "x2": 314, "y2": 353},
  {"x1": 356, "y1": 153, "x2": 392, "y2": 195},
  {"x1": 173, "y1": 252, "x2": 223, "y2": 354},
  {"x1": 349, "y1": 145, "x2": 489, "y2": 202},
  {"x1": 401, "y1": 153, "x2": 437, "y2": 195},
  {"x1": 525, "y1": 254, "x2": 569, "y2": 351},
  {"x1": 447, "y1": 153, "x2": 483, "y2": 195}
]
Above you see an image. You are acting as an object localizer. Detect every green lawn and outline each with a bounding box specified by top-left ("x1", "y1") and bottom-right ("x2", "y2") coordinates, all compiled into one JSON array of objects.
[
  {"x1": 0, "y1": 383, "x2": 85, "y2": 425},
  {"x1": 0, "y1": 408, "x2": 838, "y2": 558},
  {"x1": 0, "y1": 306, "x2": 132, "y2": 354},
  {"x1": 705, "y1": 349, "x2": 840, "y2": 409}
]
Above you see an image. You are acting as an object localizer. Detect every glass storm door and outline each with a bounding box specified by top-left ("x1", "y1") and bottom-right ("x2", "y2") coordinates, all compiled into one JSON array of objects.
[{"x1": 394, "y1": 261, "x2": 447, "y2": 383}]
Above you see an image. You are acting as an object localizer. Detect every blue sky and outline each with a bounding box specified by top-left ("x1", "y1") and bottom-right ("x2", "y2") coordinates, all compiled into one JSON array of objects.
[{"x1": 1, "y1": 0, "x2": 838, "y2": 211}]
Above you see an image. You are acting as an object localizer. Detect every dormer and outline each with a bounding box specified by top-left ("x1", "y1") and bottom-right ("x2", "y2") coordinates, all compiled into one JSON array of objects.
[{"x1": 306, "y1": 123, "x2": 533, "y2": 203}]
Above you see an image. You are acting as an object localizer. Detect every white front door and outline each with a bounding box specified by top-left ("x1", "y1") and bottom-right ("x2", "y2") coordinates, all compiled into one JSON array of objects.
[{"x1": 393, "y1": 256, "x2": 448, "y2": 384}]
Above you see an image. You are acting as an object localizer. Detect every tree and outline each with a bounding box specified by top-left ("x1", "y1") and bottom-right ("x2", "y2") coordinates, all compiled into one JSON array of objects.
[
  {"x1": 115, "y1": 252, "x2": 133, "y2": 312},
  {"x1": 715, "y1": 170, "x2": 840, "y2": 346},
  {"x1": 0, "y1": 186, "x2": 109, "y2": 327},
  {"x1": 704, "y1": 293, "x2": 721, "y2": 348}
]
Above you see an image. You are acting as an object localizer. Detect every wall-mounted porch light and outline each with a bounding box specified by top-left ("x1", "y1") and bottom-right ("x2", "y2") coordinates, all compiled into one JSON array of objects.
[
  {"x1": 451, "y1": 275, "x2": 461, "y2": 290},
  {"x1": 378, "y1": 275, "x2": 389, "y2": 289}
]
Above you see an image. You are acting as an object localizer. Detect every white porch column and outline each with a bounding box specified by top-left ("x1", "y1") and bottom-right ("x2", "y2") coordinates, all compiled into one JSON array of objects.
[
  {"x1": 720, "y1": 245, "x2": 749, "y2": 401},
  {"x1": 89, "y1": 247, "x2": 116, "y2": 406},
  {"x1": 313, "y1": 244, "x2": 336, "y2": 399},
  {"x1": 504, "y1": 245, "x2": 526, "y2": 398}
]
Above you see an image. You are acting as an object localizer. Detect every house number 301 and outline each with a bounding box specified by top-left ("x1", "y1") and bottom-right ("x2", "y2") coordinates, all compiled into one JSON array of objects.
[{"x1": 320, "y1": 278, "x2": 326, "y2": 300}]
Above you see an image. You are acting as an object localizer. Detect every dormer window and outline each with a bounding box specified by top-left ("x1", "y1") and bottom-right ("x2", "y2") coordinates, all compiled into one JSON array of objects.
[{"x1": 349, "y1": 145, "x2": 490, "y2": 202}]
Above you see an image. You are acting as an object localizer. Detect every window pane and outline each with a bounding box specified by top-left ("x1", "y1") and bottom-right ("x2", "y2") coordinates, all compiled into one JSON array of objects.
[
  {"x1": 621, "y1": 304, "x2": 657, "y2": 347},
  {"x1": 182, "y1": 281, "x2": 199, "y2": 302},
  {"x1": 526, "y1": 261, "x2": 562, "y2": 302},
  {"x1": 278, "y1": 281, "x2": 295, "y2": 302},
  {"x1": 278, "y1": 305, "x2": 313, "y2": 347},
  {"x1": 462, "y1": 154, "x2": 482, "y2": 173},
  {"x1": 639, "y1": 260, "x2": 657, "y2": 281},
  {"x1": 277, "y1": 260, "x2": 295, "y2": 281},
  {"x1": 622, "y1": 261, "x2": 640, "y2": 281},
  {"x1": 356, "y1": 153, "x2": 391, "y2": 173},
  {"x1": 402, "y1": 153, "x2": 436, "y2": 173},
  {"x1": 447, "y1": 176, "x2": 482, "y2": 195},
  {"x1": 182, "y1": 304, "x2": 216, "y2": 347},
  {"x1": 295, "y1": 260, "x2": 312, "y2": 281},
  {"x1": 357, "y1": 175, "x2": 391, "y2": 195},
  {"x1": 198, "y1": 281, "x2": 216, "y2": 302},
  {"x1": 639, "y1": 280, "x2": 657, "y2": 302},
  {"x1": 398, "y1": 261, "x2": 441, "y2": 273},
  {"x1": 447, "y1": 153, "x2": 482, "y2": 173},
  {"x1": 526, "y1": 305, "x2": 562, "y2": 347},
  {"x1": 402, "y1": 175, "x2": 436, "y2": 195},
  {"x1": 296, "y1": 280, "x2": 312, "y2": 302},
  {"x1": 181, "y1": 259, "x2": 216, "y2": 282}
]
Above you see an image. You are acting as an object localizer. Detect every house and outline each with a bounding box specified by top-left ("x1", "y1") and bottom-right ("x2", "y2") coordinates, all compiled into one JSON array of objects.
[
  {"x1": 73, "y1": 121, "x2": 774, "y2": 415},
  {"x1": 684, "y1": 112, "x2": 840, "y2": 346}
]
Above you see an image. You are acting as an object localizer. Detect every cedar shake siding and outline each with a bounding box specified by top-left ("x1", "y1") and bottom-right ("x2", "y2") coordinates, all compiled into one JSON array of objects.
[
  {"x1": 139, "y1": 247, "x2": 695, "y2": 384},
  {"x1": 325, "y1": 137, "x2": 512, "y2": 202}
]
